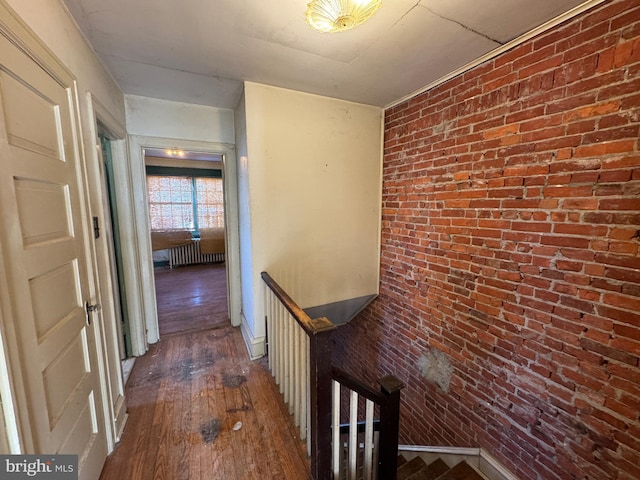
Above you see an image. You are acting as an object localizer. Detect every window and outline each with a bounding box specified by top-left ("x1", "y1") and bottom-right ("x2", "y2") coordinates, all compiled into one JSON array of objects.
[
  {"x1": 196, "y1": 177, "x2": 224, "y2": 229},
  {"x1": 147, "y1": 175, "x2": 224, "y2": 232}
]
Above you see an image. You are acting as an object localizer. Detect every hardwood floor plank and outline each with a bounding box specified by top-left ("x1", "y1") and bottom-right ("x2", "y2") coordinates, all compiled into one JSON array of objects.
[
  {"x1": 154, "y1": 263, "x2": 229, "y2": 336},
  {"x1": 101, "y1": 325, "x2": 310, "y2": 479}
]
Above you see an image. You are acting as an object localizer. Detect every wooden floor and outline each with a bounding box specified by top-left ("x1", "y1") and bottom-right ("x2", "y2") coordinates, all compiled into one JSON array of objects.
[
  {"x1": 154, "y1": 263, "x2": 229, "y2": 336},
  {"x1": 100, "y1": 265, "x2": 310, "y2": 479}
]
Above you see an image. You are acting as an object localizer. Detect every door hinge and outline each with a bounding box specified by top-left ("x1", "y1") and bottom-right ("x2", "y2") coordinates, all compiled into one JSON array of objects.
[
  {"x1": 85, "y1": 302, "x2": 101, "y2": 325},
  {"x1": 93, "y1": 216, "x2": 100, "y2": 239}
]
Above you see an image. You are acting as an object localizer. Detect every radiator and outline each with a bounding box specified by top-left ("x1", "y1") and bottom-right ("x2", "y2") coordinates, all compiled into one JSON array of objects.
[{"x1": 169, "y1": 239, "x2": 225, "y2": 268}]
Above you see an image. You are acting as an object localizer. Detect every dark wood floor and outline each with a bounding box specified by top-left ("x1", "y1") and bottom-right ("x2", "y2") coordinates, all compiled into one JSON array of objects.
[
  {"x1": 100, "y1": 264, "x2": 310, "y2": 479},
  {"x1": 154, "y1": 263, "x2": 229, "y2": 336}
]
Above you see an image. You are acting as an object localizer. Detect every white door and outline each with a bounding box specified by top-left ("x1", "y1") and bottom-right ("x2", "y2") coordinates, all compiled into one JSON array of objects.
[{"x1": 0, "y1": 24, "x2": 107, "y2": 480}]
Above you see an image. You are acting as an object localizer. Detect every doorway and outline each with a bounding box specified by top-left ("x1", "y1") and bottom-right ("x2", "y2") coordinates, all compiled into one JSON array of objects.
[
  {"x1": 144, "y1": 147, "x2": 231, "y2": 337},
  {"x1": 121, "y1": 135, "x2": 241, "y2": 356}
]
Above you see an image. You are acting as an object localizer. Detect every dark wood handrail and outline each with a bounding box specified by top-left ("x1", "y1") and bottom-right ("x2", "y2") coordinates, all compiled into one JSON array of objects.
[
  {"x1": 261, "y1": 271, "x2": 335, "y2": 336},
  {"x1": 332, "y1": 366, "x2": 387, "y2": 405}
]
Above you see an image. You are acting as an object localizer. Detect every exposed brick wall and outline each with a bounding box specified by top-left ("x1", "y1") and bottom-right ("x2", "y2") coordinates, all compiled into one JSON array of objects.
[{"x1": 332, "y1": 1, "x2": 640, "y2": 479}]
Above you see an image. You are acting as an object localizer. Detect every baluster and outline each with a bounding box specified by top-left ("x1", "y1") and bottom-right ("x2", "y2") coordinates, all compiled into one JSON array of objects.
[
  {"x1": 305, "y1": 333, "x2": 311, "y2": 453},
  {"x1": 332, "y1": 380, "x2": 341, "y2": 479},
  {"x1": 363, "y1": 398, "x2": 374, "y2": 480},
  {"x1": 294, "y1": 321, "x2": 301, "y2": 426},
  {"x1": 348, "y1": 389, "x2": 358, "y2": 480},
  {"x1": 266, "y1": 286, "x2": 273, "y2": 372},
  {"x1": 278, "y1": 302, "x2": 285, "y2": 393}
]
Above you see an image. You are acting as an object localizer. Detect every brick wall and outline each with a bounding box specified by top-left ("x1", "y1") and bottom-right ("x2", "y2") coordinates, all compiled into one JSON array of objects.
[{"x1": 333, "y1": 1, "x2": 640, "y2": 479}]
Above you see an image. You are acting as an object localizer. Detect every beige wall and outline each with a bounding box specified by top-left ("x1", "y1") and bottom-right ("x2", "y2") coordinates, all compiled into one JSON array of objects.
[{"x1": 241, "y1": 82, "x2": 383, "y2": 346}]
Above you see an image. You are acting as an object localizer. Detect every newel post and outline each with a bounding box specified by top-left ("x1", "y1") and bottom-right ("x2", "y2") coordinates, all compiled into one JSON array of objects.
[
  {"x1": 377, "y1": 375, "x2": 405, "y2": 480},
  {"x1": 309, "y1": 318, "x2": 335, "y2": 480}
]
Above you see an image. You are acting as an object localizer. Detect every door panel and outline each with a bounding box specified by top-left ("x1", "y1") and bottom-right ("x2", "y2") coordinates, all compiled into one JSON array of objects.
[
  {"x1": 30, "y1": 261, "x2": 81, "y2": 340},
  {"x1": 14, "y1": 179, "x2": 72, "y2": 246},
  {"x1": 0, "y1": 29, "x2": 107, "y2": 480}
]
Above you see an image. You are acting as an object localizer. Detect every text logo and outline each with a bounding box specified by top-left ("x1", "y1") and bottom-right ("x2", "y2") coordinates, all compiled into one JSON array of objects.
[{"x1": 0, "y1": 455, "x2": 78, "y2": 479}]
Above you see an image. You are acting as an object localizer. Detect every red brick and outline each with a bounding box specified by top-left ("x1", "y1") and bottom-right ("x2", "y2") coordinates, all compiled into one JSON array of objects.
[
  {"x1": 599, "y1": 198, "x2": 640, "y2": 210},
  {"x1": 564, "y1": 100, "x2": 621, "y2": 122},
  {"x1": 337, "y1": 4, "x2": 640, "y2": 480},
  {"x1": 574, "y1": 139, "x2": 637, "y2": 158}
]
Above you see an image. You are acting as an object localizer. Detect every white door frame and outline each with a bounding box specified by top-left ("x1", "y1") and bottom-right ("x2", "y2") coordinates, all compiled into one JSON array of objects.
[
  {"x1": 85, "y1": 93, "x2": 129, "y2": 449},
  {"x1": 124, "y1": 135, "x2": 241, "y2": 352}
]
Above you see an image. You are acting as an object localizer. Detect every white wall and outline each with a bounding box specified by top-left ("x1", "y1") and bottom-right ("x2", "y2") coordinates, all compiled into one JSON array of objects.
[
  {"x1": 125, "y1": 95, "x2": 234, "y2": 144},
  {"x1": 241, "y1": 82, "x2": 383, "y2": 352},
  {"x1": 234, "y1": 91, "x2": 259, "y2": 355}
]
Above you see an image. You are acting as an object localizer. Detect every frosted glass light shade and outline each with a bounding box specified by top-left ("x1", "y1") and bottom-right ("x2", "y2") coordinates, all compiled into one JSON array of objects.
[{"x1": 306, "y1": 0, "x2": 382, "y2": 33}]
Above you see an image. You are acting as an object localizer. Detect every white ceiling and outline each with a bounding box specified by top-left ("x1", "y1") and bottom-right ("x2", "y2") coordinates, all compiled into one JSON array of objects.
[{"x1": 62, "y1": 0, "x2": 593, "y2": 109}]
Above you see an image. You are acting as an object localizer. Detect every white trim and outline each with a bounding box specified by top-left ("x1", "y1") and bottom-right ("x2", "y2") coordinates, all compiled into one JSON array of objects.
[
  {"x1": 399, "y1": 445, "x2": 480, "y2": 456},
  {"x1": 127, "y1": 135, "x2": 241, "y2": 349},
  {"x1": 85, "y1": 92, "x2": 129, "y2": 451},
  {"x1": 385, "y1": 0, "x2": 607, "y2": 110},
  {"x1": 479, "y1": 450, "x2": 520, "y2": 480},
  {"x1": 240, "y1": 313, "x2": 266, "y2": 360},
  {"x1": 111, "y1": 136, "x2": 148, "y2": 356},
  {"x1": 0, "y1": 312, "x2": 20, "y2": 453},
  {"x1": 126, "y1": 136, "x2": 158, "y2": 347},
  {"x1": 398, "y1": 445, "x2": 519, "y2": 480}
]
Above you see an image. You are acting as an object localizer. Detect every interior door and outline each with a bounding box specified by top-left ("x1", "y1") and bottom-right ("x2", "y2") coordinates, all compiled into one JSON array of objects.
[{"x1": 0, "y1": 26, "x2": 107, "y2": 480}]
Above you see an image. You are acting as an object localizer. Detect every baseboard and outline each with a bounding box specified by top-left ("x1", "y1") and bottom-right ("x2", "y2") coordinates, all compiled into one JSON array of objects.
[
  {"x1": 479, "y1": 450, "x2": 519, "y2": 480},
  {"x1": 239, "y1": 314, "x2": 266, "y2": 360},
  {"x1": 114, "y1": 404, "x2": 128, "y2": 444},
  {"x1": 398, "y1": 445, "x2": 517, "y2": 480}
]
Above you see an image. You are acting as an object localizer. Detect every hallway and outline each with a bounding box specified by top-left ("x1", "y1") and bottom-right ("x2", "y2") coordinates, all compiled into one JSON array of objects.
[{"x1": 100, "y1": 277, "x2": 310, "y2": 478}]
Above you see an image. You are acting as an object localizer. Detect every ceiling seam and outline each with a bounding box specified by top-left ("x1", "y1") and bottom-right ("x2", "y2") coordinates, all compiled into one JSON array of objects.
[
  {"x1": 421, "y1": 6, "x2": 504, "y2": 45},
  {"x1": 384, "y1": 0, "x2": 608, "y2": 111}
]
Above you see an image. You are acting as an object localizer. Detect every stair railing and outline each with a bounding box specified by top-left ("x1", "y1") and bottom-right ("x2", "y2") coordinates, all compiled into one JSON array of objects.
[
  {"x1": 262, "y1": 271, "x2": 403, "y2": 480},
  {"x1": 332, "y1": 367, "x2": 404, "y2": 480},
  {"x1": 262, "y1": 272, "x2": 335, "y2": 480}
]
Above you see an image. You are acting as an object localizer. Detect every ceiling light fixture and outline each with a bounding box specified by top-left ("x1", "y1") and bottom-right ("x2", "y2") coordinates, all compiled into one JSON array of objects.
[
  {"x1": 165, "y1": 148, "x2": 185, "y2": 157},
  {"x1": 306, "y1": 0, "x2": 382, "y2": 33}
]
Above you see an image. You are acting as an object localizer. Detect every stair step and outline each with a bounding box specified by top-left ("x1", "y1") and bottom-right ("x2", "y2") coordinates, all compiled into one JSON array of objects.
[
  {"x1": 406, "y1": 458, "x2": 451, "y2": 480},
  {"x1": 398, "y1": 454, "x2": 408, "y2": 468},
  {"x1": 397, "y1": 456, "x2": 427, "y2": 480},
  {"x1": 435, "y1": 461, "x2": 484, "y2": 480}
]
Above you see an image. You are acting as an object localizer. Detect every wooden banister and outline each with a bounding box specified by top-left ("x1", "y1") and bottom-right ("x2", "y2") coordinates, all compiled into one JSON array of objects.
[
  {"x1": 333, "y1": 367, "x2": 404, "y2": 480},
  {"x1": 262, "y1": 271, "x2": 404, "y2": 480},
  {"x1": 332, "y1": 367, "x2": 387, "y2": 405},
  {"x1": 310, "y1": 327, "x2": 333, "y2": 480},
  {"x1": 377, "y1": 375, "x2": 405, "y2": 480},
  {"x1": 261, "y1": 271, "x2": 335, "y2": 336},
  {"x1": 262, "y1": 271, "x2": 336, "y2": 479}
]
